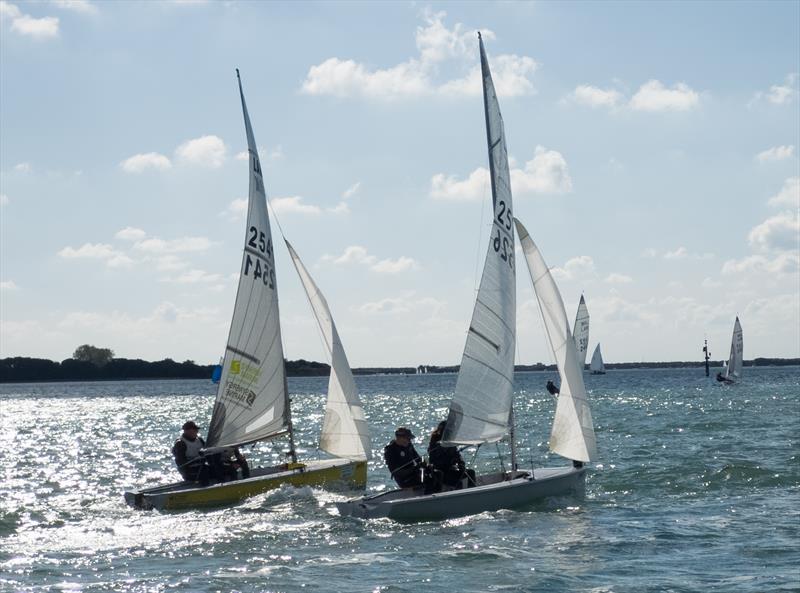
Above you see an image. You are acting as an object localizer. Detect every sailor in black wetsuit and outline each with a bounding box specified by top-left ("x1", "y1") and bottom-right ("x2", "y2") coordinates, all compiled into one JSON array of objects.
[
  {"x1": 383, "y1": 427, "x2": 425, "y2": 488},
  {"x1": 172, "y1": 420, "x2": 212, "y2": 485},
  {"x1": 546, "y1": 380, "x2": 560, "y2": 396},
  {"x1": 428, "y1": 421, "x2": 476, "y2": 490}
]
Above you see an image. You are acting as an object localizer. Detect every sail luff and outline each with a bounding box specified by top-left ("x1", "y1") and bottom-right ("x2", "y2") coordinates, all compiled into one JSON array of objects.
[
  {"x1": 206, "y1": 71, "x2": 290, "y2": 449},
  {"x1": 285, "y1": 240, "x2": 372, "y2": 460},
  {"x1": 514, "y1": 218, "x2": 596, "y2": 462},
  {"x1": 572, "y1": 295, "x2": 590, "y2": 368},
  {"x1": 442, "y1": 33, "x2": 516, "y2": 446}
]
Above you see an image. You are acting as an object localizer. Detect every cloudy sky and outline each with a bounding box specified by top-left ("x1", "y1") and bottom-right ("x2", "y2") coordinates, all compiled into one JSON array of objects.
[{"x1": 1, "y1": 0, "x2": 798, "y2": 367}]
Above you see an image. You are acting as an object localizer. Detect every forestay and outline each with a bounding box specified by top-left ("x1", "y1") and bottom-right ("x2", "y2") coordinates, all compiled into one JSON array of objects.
[
  {"x1": 285, "y1": 241, "x2": 372, "y2": 460},
  {"x1": 515, "y1": 219, "x2": 596, "y2": 462},
  {"x1": 725, "y1": 317, "x2": 743, "y2": 380},
  {"x1": 573, "y1": 295, "x2": 590, "y2": 368},
  {"x1": 590, "y1": 344, "x2": 605, "y2": 374},
  {"x1": 206, "y1": 71, "x2": 290, "y2": 450},
  {"x1": 442, "y1": 33, "x2": 516, "y2": 446}
]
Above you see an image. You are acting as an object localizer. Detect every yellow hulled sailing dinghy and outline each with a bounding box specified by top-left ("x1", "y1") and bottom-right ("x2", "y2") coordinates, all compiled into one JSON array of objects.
[{"x1": 125, "y1": 71, "x2": 371, "y2": 511}]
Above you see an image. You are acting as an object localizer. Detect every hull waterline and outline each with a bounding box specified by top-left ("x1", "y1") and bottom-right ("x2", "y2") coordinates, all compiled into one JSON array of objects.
[{"x1": 125, "y1": 458, "x2": 366, "y2": 511}]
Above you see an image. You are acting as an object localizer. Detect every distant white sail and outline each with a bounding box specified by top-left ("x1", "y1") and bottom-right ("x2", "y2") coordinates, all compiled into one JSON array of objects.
[
  {"x1": 724, "y1": 317, "x2": 743, "y2": 380},
  {"x1": 590, "y1": 344, "x2": 605, "y2": 374},
  {"x1": 285, "y1": 240, "x2": 371, "y2": 460},
  {"x1": 515, "y1": 219, "x2": 596, "y2": 462},
  {"x1": 442, "y1": 34, "x2": 516, "y2": 446},
  {"x1": 573, "y1": 295, "x2": 590, "y2": 368},
  {"x1": 206, "y1": 72, "x2": 290, "y2": 449}
]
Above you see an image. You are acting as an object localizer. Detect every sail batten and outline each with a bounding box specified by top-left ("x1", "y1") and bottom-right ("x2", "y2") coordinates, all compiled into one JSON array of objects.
[
  {"x1": 442, "y1": 33, "x2": 516, "y2": 447},
  {"x1": 515, "y1": 218, "x2": 597, "y2": 462},
  {"x1": 285, "y1": 241, "x2": 372, "y2": 460},
  {"x1": 206, "y1": 72, "x2": 290, "y2": 449}
]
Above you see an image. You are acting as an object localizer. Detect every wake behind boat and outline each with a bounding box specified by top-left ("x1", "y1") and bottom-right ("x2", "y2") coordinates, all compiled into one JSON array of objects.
[
  {"x1": 337, "y1": 34, "x2": 596, "y2": 523},
  {"x1": 125, "y1": 71, "x2": 370, "y2": 511}
]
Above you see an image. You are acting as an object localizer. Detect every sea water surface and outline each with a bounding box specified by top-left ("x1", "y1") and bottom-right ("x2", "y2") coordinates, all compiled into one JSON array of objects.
[{"x1": 1, "y1": 367, "x2": 798, "y2": 593}]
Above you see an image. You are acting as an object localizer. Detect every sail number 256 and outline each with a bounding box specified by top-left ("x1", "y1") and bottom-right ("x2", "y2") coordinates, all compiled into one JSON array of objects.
[
  {"x1": 493, "y1": 200, "x2": 513, "y2": 269},
  {"x1": 245, "y1": 226, "x2": 275, "y2": 289}
]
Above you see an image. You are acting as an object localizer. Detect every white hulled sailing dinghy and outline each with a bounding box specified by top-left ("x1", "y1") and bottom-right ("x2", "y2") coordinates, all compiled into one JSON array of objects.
[
  {"x1": 573, "y1": 295, "x2": 590, "y2": 369},
  {"x1": 717, "y1": 317, "x2": 743, "y2": 385},
  {"x1": 590, "y1": 343, "x2": 606, "y2": 375},
  {"x1": 125, "y1": 71, "x2": 370, "y2": 511},
  {"x1": 335, "y1": 35, "x2": 595, "y2": 523}
]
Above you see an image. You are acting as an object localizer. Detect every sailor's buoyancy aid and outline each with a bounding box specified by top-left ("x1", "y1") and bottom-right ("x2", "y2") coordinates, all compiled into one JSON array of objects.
[{"x1": 181, "y1": 436, "x2": 204, "y2": 465}]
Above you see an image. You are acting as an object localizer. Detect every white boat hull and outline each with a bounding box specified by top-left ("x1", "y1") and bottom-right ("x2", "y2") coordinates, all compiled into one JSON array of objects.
[{"x1": 336, "y1": 465, "x2": 585, "y2": 523}]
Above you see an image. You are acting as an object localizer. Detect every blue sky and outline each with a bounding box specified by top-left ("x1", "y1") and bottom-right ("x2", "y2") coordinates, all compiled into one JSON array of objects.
[{"x1": 1, "y1": 0, "x2": 798, "y2": 366}]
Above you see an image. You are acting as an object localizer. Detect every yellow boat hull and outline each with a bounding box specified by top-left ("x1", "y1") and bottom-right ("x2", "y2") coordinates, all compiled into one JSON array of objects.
[{"x1": 124, "y1": 458, "x2": 367, "y2": 511}]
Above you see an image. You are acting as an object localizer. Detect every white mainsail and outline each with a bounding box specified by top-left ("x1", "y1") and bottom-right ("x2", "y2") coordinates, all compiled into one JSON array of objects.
[
  {"x1": 442, "y1": 33, "x2": 516, "y2": 446},
  {"x1": 515, "y1": 219, "x2": 596, "y2": 462},
  {"x1": 206, "y1": 71, "x2": 290, "y2": 450},
  {"x1": 573, "y1": 295, "x2": 590, "y2": 368},
  {"x1": 724, "y1": 317, "x2": 743, "y2": 380},
  {"x1": 285, "y1": 240, "x2": 372, "y2": 460},
  {"x1": 590, "y1": 344, "x2": 605, "y2": 374}
]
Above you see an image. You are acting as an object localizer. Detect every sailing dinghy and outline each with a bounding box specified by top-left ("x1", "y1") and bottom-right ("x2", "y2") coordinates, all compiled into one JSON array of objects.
[
  {"x1": 573, "y1": 295, "x2": 590, "y2": 369},
  {"x1": 717, "y1": 317, "x2": 743, "y2": 385},
  {"x1": 589, "y1": 343, "x2": 606, "y2": 374},
  {"x1": 125, "y1": 71, "x2": 370, "y2": 511},
  {"x1": 336, "y1": 35, "x2": 596, "y2": 523}
]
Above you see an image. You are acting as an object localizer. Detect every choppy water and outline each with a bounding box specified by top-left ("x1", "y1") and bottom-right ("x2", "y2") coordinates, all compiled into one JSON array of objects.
[{"x1": 1, "y1": 367, "x2": 798, "y2": 592}]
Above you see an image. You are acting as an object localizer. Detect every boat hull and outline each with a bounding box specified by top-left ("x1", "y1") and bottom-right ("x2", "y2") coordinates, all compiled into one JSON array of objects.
[
  {"x1": 124, "y1": 457, "x2": 366, "y2": 511},
  {"x1": 336, "y1": 466, "x2": 585, "y2": 523}
]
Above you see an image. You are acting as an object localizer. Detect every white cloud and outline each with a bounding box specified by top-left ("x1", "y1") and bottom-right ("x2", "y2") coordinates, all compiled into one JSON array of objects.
[
  {"x1": 748, "y1": 212, "x2": 799, "y2": 252},
  {"x1": 342, "y1": 182, "x2": 361, "y2": 199},
  {"x1": 629, "y1": 80, "x2": 700, "y2": 112},
  {"x1": 641, "y1": 247, "x2": 658, "y2": 258},
  {"x1": 301, "y1": 11, "x2": 537, "y2": 100},
  {"x1": 270, "y1": 196, "x2": 322, "y2": 215},
  {"x1": 750, "y1": 74, "x2": 799, "y2": 107},
  {"x1": 328, "y1": 201, "x2": 350, "y2": 215},
  {"x1": 52, "y1": 0, "x2": 97, "y2": 14},
  {"x1": 14, "y1": 162, "x2": 31, "y2": 173},
  {"x1": 57, "y1": 243, "x2": 133, "y2": 268},
  {"x1": 120, "y1": 152, "x2": 172, "y2": 173},
  {"x1": 2, "y1": 2, "x2": 59, "y2": 39},
  {"x1": 756, "y1": 145, "x2": 795, "y2": 163},
  {"x1": 551, "y1": 255, "x2": 595, "y2": 281},
  {"x1": 133, "y1": 236, "x2": 214, "y2": 254},
  {"x1": 722, "y1": 252, "x2": 799, "y2": 276},
  {"x1": 321, "y1": 245, "x2": 418, "y2": 274},
  {"x1": 568, "y1": 84, "x2": 622, "y2": 108},
  {"x1": 0, "y1": 280, "x2": 18, "y2": 291},
  {"x1": 510, "y1": 146, "x2": 573, "y2": 194},
  {"x1": 358, "y1": 294, "x2": 445, "y2": 315},
  {"x1": 167, "y1": 269, "x2": 223, "y2": 284},
  {"x1": 430, "y1": 146, "x2": 572, "y2": 200},
  {"x1": 115, "y1": 227, "x2": 147, "y2": 241},
  {"x1": 220, "y1": 197, "x2": 248, "y2": 221},
  {"x1": 605, "y1": 273, "x2": 633, "y2": 284},
  {"x1": 0, "y1": 194, "x2": 8, "y2": 206},
  {"x1": 701, "y1": 277, "x2": 721, "y2": 289},
  {"x1": 768, "y1": 177, "x2": 800, "y2": 208},
  {"x1": 664, "y1": 246, "x2": 688, "y2": 260},
  {"x1": 175, "y1": 135, "x2": 226, "y2": 168}
]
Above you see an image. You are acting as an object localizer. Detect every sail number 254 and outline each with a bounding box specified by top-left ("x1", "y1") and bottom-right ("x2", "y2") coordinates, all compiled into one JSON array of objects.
[
  {"x1": 245, "y1": 226, "x2": 275, "y2": 288},
  {"x1": 493, "y1": 200, "x2": 513, "y2": 269}
]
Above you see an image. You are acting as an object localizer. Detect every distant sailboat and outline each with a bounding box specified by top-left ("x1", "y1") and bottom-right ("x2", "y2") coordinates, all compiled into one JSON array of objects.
[
  {"x1": 717, "y1": 317, "x2": 743, "y2": 385},
  {"x1": 125, "y1": 71, "x2": 369, "y2": 511},
  {"x1": 336, "y1": 34, "x2": 594, "y2": 522},
  {"x1": 573, "y1": 295, "x2": 590, "y2": 369},
  {"x1": 590, "y1": 344, "x2": 606, "y2": 374}
]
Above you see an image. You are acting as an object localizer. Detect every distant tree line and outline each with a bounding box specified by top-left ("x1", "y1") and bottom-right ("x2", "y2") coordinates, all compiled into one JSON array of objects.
[{"x1": 0, "y1": 348, "x2": 797, "y2": 383}]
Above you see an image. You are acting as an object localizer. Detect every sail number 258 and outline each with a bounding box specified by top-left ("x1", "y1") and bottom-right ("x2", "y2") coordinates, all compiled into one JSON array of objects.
[
  {"x1": 493, "y1": 200, "x2": 513, "y2": 269},
  {"x1": 245, "y1": 226, "x2": 275, "y2": 289}
]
